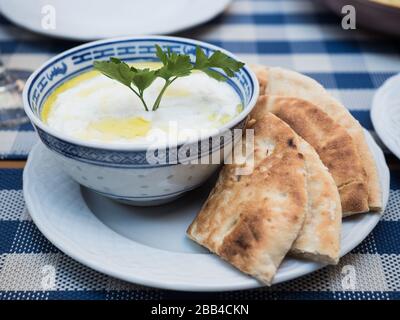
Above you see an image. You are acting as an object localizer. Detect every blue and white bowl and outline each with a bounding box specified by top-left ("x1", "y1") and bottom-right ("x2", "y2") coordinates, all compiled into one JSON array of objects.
[{"x1": 23, "y1": 36, "x2": 259, "y2": 206}]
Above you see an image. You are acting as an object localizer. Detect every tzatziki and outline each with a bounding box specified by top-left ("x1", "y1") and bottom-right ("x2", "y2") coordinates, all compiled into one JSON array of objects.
[{"x1": 42, "y1": 62, "x2": 242, "y2": 146}]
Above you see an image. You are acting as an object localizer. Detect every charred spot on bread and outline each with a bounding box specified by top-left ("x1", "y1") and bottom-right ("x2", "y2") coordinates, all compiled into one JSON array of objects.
[{"x1": 287, "y1": 138, "x2": 296, "y2": 148}]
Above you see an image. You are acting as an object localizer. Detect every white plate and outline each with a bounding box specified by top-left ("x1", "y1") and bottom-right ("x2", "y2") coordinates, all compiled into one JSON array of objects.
[
  {"x1": 371, "y1": 73, "x2": 400, "y2": 160},
  {"x1": 23, "y1": 130, "x2": 389, "y2": 292},
  {"x1": 0, "y1": 0, "x2": 230, "y2": 41}
]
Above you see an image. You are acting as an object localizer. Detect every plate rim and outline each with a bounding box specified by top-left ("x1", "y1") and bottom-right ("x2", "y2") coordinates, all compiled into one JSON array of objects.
[
  {"x1": 0, "y1": 0, "x2": 231, "y2": 41},
  {"x1": 371, "y1": 72, "x2": 400, "y2": 161},
  {"x1": 23, "y1": 130, "x2": 389, "y2": 291}
]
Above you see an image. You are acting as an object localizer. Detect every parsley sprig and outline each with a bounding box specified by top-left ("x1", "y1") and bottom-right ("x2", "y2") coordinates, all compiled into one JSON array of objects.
[{"x1": 93, "y1": 45, "x2": 244, "y2": 111}]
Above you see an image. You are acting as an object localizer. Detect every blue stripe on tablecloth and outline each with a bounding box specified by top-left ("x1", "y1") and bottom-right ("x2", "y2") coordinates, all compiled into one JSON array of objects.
[
  {"x1": 208, "y1": 40, "x2": 400, "y2": 54},
  {"x1": 350, "y1": 111, "x2": 373, "y2": 130},
  {"x1": 0, "y1": 154, "x2": 30, "y2": 160},
  {"x1": 214, "y1": 13, "x2": 338, "y2": 25},
  {"x1": 0, "y1": 40, "x2": 78, "y2": 54},
  {"x1": 8, "y1": 220, "x2": 59, "y2": 254},
  {"x1": 0, "y1": 122, "x2": 35, "y2": 131},
  {"x1": 0, "y1": 14, "x2": 10, "y2": 25},
  {"x1": 352, "y1": 221, "x2": 400, "y2": 255},
  {"x1": 0, "y1": 169, "x2": 23, "y2": 190},
  {"x1": 1, "y1": 40, "x2": 399, "y2": 55},
  {"x1": 390, "y1": 169, "x2": 400, "y2": 190},
  {"x1": 16, "y1": 122, "x2": 34, "y2": 131},
  {"x1": 374, "y1": 221, "x2": 400, "y2": 254},
  {"x1": 0, "y1": 221, "x2": 20, "y2": 254},
  {"x1": 305, "y1": 73, "x2": 395, "y2": 89}
]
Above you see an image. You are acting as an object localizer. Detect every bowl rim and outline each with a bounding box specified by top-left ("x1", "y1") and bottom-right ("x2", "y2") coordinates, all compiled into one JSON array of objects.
[{"x1": 23, "y1": 35, "x2": 259, "y2": 152}]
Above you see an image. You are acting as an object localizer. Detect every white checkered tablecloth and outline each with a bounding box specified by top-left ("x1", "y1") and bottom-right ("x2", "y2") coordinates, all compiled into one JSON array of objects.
[{"x1": 1, "y1": 0, "x2": 400, "y2": 300}]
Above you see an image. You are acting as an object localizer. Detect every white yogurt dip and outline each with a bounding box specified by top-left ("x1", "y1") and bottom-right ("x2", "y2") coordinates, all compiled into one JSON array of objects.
[{"x1": 42, "y1": 62, "x2": 242, "y2": 146}]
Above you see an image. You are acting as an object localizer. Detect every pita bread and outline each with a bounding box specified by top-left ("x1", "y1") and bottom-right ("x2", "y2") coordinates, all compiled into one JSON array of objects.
[
  {"x1": 250, "y1": 63, "x2": 268, "y2": 93},
  {"x1": 292, "y1": 138, "x2": 342, "y2": 264},
  {"x1": 187, "y1": 113, "x2": 307, "y2": 285},
  {"x1": 253, "y1": 95, "x2": 369, "y2": 216},
  {"x1": 251, "y1": 100, "x2": 342, "y2": 263},
  {"x1": 252, "y1": 65, "x2": 382, "y2": 212}
]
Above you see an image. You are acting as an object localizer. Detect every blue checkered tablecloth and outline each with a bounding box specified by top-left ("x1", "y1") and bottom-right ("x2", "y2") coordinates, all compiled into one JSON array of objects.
[{"x1": 1, "y1": 0, "x2": 400, "y2": 300}]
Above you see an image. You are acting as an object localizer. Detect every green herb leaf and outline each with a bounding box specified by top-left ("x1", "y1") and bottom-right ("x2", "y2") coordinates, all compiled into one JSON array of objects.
[
  {"x1": 194, "y1": 46, "x2": 209, "y2": 69},
  {"x1": 194, "y1": 46, "x2": 244, "y2": 81},
  {"x1": 93, "y1": 45, "x2": 245, "y2": 112},
  {"x1": 201, "y1": 68, "x2": 226, "y2": 82},
  {"x1": 208, "y1": 51, "x2": 244, "y2": 77},
  {"x1": 93, "y1": 58, "x2": 134, "y2": 88},
  {"x1": 130, "y1": 67, "x2": 157, "y2": 93},
  {"x1": 155, "y1": 45, "x2": 168, "y2": 65},
  {"x1": 155, "y1": 49, "x2": 193, "y2": 80}
]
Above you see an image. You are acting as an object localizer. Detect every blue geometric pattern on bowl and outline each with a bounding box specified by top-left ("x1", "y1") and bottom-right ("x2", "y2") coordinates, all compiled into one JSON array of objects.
[
  {"x1": 36, "y1": 121, "x2": 246, "y2": 168},
  {"x1": 25, "y1": 37, "x2": 257, "y2": 168}
]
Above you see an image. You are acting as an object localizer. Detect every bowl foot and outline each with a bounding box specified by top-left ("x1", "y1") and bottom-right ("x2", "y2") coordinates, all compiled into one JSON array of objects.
[
  {"x1": 87, "y1": 187, "x2": 187, "y2": 207},
  {"x1": 112, "y1": 194, "x2": 185, "y2": 207}
]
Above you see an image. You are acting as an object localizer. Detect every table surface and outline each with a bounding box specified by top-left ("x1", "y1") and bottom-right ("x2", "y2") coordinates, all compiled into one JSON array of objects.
[{"x1": 1, "y1": 0, "x2": 400, "y2": 300}]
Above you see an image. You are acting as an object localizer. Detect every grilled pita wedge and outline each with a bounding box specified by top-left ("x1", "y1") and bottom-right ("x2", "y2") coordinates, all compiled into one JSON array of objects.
[
  {"x1": 253, "y1": 95, "x2": 369, "y2": 216},
  {"x1": 251, "y1": 65, "x2": 381, "y2": 212},
  {"x1": 187, "y1": 113, "x2": 307, "y2": 285},
  {"x1": 251, "y1": 101, "x2": 342, "y2": 262},
  {"x1": 293, "y1": 138, "x2": 342, "y2": 264}
]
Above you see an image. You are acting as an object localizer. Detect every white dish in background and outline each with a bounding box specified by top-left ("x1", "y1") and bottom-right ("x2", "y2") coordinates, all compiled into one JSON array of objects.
[
  {"x1": 0, "y1": 0, "x2": 231, "y2": 41},
  {"x1": 371, "y1": 73, "x2": 400, "y2": 160},
  {"x1": 23, "y1": 130, "x2": 389, "y2": 292}
]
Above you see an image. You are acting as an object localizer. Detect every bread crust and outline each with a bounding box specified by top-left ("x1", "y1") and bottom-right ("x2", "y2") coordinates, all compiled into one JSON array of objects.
[
  {"x1": 187, "y1": 113, "x2": 307, "y2": 285},
  {"x1": 253, "y1": 95, "x2": 369, "y2": 215},
  {"x1": 251, "y1": 65, "x2": 382, "y2": 212},
  {"x1": 292, "y1": 137, "x2": 342, "y2": 264}
]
